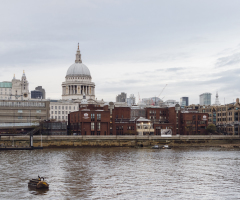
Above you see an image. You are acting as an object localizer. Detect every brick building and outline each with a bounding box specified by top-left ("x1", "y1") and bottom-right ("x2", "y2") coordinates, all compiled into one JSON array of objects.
[
  {"x1": 68, "y1": 103, "x2": 209, "y2": 135},
  {"x1": 186, "y1": 98, "x2": 240, "y2": 135}
]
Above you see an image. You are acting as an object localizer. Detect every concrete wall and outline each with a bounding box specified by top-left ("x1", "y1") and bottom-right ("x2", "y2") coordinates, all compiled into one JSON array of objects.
[{"x1": 0, "y1": 135, "x2": 240, "y2": 148}]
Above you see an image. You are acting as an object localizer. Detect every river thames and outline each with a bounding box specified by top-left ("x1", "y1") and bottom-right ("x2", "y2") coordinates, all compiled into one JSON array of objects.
[{"x1": 0, "y1": 147, "x2": 240, "y2": 199}]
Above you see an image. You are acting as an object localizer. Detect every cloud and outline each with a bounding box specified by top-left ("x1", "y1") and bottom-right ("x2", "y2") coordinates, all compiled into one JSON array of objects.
[{"x1": 215, "y1": 53, "x2": 240, "y2": 68}]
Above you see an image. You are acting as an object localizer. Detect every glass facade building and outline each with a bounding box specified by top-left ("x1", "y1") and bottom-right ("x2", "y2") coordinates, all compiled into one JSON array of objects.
[
  {"x1": 180, "y1": 97, "x2": 189, "y2": 108},
  {"x1": 199, "y1": 93, "x2": 211, "y2": 105}
]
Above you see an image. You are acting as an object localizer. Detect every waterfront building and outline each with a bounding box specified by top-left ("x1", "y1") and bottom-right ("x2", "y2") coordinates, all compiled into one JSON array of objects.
[
  {"x1": 186, "y1": 98, "x2": 240, "y2": 135},
  {"x1": 199, "y1": 93, "x2": 211, "y2": 105},
  {"x1": 116, "y1": 92, "x2": 127, "y2": 102},
  {"x1": 62, "y1": 44, "x2": 95, "y2": 100},
  {"x1": 0, "y1": 71, "x2": 30, "y2": 100},
  {"x1": 180, "y1": 97, "x2": 189, "y2": 108},
  {"x1": 0, "y1": 99, "x2": 50, "y2": 127},
  {"x1": 69, "y1": 103, "x2": 208, "y2": 135}
]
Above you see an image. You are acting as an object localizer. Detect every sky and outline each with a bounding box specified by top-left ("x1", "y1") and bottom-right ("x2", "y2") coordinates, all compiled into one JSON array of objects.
[{"x1": 0, "y1": 0, "x2": 240, "y2": 104}]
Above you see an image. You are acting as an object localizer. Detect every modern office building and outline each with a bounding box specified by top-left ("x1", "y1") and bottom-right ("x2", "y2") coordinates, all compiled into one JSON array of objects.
[
  {"x1": 35, "y1": 86, "x2": 46, "y2": 99},
  {"x1": 31, "y1": 90, "x2": 43, "y2": 99},
  {"x1": 127, "y1": 94, "x2": 136, "y2": 106},
  {"x1": 199, "y1": 93, "x2": 211, "y2": 105},
  {"x1": 180, "y1": 97, "x2": 189, "y2": 108},
  {"x1": 116, "y1": 92, "x2": 127, "y2": 102}
]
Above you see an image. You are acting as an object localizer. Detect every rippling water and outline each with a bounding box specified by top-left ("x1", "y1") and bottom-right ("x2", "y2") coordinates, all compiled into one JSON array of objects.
[{"x1": 0, "y1": 147, "x2": 240, "y2": 199}]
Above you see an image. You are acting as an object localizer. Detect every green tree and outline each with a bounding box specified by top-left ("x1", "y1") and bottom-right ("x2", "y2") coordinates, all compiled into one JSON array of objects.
[{"x1": 206, "y1": 124, "x2": 217, "y2": 135}]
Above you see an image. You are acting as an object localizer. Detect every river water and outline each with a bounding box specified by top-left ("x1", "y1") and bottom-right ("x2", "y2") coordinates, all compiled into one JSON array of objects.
[{"x1": 0, "y1": 147, "x2": 240, "y2": 200}]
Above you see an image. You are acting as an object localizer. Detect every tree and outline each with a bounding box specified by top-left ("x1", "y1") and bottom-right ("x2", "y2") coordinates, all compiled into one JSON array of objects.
[{"x1": 206, "y1": 124, "x2": 217, "y2": 135}]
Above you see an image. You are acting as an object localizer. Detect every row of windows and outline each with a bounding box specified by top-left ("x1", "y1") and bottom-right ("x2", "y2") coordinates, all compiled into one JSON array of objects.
[
  {"x1": 51, "y1": 111, "x2": 71, "y2": 115},
  {"x1": 0, "y1": 101, "x2": 45, "y2": 107},
  {"x1": 51, "y1": 116, "x2": 68, "y2": 120},
  {"x1": 17, "y1": 110, "x2": 41, "y2": 113},
  {"x1": 0, "y1": 88, "x2": 11, "y2": 91},
  {"x1": 67, "y1": 77, "x2": 90, "y2": 80},
  {"x1": 90, "y1": 114, "x2": 101, "y2": 121},
  {"x1": 51, "y1": 105, "x2": 76, "y2": 110},
  {"x1": 91, "y1": 122, "x2": 101, "y2": 130}
]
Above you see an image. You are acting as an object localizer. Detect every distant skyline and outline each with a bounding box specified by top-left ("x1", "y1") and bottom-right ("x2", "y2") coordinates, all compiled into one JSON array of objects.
[{"x1": 1, "y1": 0, "x2": 240, "y2": 104}]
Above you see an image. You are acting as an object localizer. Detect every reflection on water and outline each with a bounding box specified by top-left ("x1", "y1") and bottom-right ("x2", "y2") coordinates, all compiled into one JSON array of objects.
[
  {"x1": 0, "y1": 147, "x2": 240, "y2": 199},
  {"x1": 28, "y1": 187, "x2": 49, "y2": 196}
]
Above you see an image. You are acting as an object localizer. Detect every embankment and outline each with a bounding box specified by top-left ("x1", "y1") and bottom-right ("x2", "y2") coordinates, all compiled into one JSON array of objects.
[{"x1": 1, "y1": 135, "x2": 240, "y2": 148}]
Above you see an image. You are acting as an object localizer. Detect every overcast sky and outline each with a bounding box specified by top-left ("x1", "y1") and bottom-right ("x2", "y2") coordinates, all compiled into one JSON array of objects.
[{"x1": 1, "y1": 0, "x2": 240, "y2": 104}]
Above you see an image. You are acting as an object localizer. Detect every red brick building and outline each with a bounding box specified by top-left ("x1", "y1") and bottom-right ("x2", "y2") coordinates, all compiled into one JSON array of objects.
[{"x1": 68, "y1": 104, "x2": 208, "y2": 135}]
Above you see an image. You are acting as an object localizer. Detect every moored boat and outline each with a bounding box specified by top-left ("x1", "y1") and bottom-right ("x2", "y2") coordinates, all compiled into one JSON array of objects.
[
  {"x1": 28, "y1": 176, "x2": 49, "y2": 189},
  {"x1": 151, "y1": 145, "x2": 171, "y2": 149}
]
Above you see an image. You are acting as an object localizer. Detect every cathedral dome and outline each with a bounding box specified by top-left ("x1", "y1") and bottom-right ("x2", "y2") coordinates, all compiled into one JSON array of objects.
[
  {"x1": 66, "y1": 63, "x2": 91, "y2": 78},
  {"x1": 66, "y1": 44, "x2": 91, "y2": 78}
]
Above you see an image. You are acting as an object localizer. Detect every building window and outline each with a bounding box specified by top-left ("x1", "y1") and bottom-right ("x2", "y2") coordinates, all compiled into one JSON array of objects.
[
  {"x1": 66, "y1": 111, "x2": 68, "y2": 114},
  {"x1": 59, "y1": 106, "x2": 61, "y2": 109},
  {"x1": 18, "y1": 110, "x2": 23, "y2": 113},
  {"x1": 36, "y1": 110, "x2": 41, "y2": 113},
  {"x1": 51, "y1": 111, "x2": 53, "y2": 114},
  {"x1": 55, "y1": 106, "x2": 57, "y2": 109},
  {"x1": 62, "y1": 106, "x2": 64, "y2": 110},
  {"x1": 91, "y1": 113, "x2": 95, "y2": 121},
  {"x1": 58, "y1": 116, "x2": 60, "y2": 119},
  {"x1": 51, "y1": 106, "x2": 53, "y2": 109},
  {"x1": 62, "y1": 111, "x2": 64, "y2": 114},
  {"x1": 62, "y1": 116, "x2": 64, "y2": 119},
  {"x1": 97, "y1": 122, "x2": 100, "y2": 130},
  {"x1": 91, "y1": 131, "x2": 94, "y2": 135},
  {"x1": 97, "y1": 114, "x2": 101, "y2": 120},
  {"x1": 55, "y1": 116, "x2": 57, "y2": 119},
  {"x1": 69, "y1": 106, "x2": 71, "y2": 110},
  {"x1": 74, "y1": 106, "x2": 75, "y2": 110},
  {"x1": 18, "y1": 116, "x2": 22, "y2": 119},
  {"x1": 55, "y1": 111, "x2": 57, "y2": 114},
  {"x1": 58, "y1": 111, "x2": 60, "y2": 114},
  {"x1": 97, "y1": 131, "x2": 100, "y2": 135},
  {"x1": 91, "y1": 122, "x2": 94, "y2": 130},
  {"x1": 66, "y1": 106, "x2": 68, "y2": 109},
  {"x1": 66, "y1": 116, "x2": 68, "y2": 119}
]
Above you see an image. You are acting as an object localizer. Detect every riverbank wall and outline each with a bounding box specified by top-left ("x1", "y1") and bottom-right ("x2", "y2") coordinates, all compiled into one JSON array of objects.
[{"x1": 1, "y1": 135, "x2": 240, "y2": 148}]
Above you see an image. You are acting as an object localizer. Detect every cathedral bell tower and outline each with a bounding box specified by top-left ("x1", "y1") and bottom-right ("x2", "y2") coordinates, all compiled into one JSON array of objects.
[{"x1": 21, "y1": 70, "x2": 30, "y2": 99}]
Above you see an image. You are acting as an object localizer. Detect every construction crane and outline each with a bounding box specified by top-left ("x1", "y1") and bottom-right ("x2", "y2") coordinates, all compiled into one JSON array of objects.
[{"x1": 158, "y1": 84, "x2": 167, "y2": 99}]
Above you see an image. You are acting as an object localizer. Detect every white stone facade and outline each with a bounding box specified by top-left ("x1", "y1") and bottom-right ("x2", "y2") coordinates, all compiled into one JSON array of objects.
[
  {"x1": 50, "y1": 101, "x2": 79, "y2": 122},
  {"x1": 62, "y1": 45, "x2": 95, "y2": 100},
  {"x1": 0, "y1": 71, "x2": 30, "y2": 100}
]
